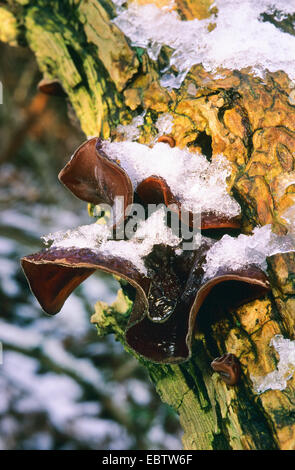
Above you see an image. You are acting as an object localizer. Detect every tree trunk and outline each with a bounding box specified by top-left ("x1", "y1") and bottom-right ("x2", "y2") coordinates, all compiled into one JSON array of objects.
[{"x1": 2, "y1": 0, "x2": 295, "y2": 450}]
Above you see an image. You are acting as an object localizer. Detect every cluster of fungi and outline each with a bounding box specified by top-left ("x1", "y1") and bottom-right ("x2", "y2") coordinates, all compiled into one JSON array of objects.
[{"x1": 21, "y1": 133, "x2": 271, "y2": 384}]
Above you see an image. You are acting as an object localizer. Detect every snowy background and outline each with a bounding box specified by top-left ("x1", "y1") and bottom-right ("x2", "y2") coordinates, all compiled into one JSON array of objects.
[{"x1": 0, "y1": 43, "x2": 181, "y2": 450}]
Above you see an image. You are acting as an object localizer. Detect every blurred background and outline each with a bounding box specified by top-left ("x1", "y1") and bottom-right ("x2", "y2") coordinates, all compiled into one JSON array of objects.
[{"x1": 0, "y1": 42, "x2": 181, "y2": 450}]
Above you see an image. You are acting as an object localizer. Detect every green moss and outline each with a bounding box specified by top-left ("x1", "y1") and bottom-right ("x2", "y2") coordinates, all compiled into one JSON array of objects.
[{"x1": 135, "y1": 47, "x2": 145, "y2": 64}]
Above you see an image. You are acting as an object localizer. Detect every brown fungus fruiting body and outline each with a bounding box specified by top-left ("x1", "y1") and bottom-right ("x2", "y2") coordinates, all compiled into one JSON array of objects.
[
  {"x1": 21, "y1": 136, "x2": 271, "y2": 364},
  {"x1": 38, "y1": 78, "x2": 67, "y2": 97},
  {"x1": 137, "y1": 175, "x2": 241, "y2": 231},
  {"x1": 58, "y1": 138, "x2": 133, "y2": 229},
  {"x1": 157, "y1": 135, "x2": 176, "y2": 147},
  {"x1": 211, "y1": 353, "x2": 241, "y2": 385},
  {"x1": 21, "y1": 241, "x2": 270, "y2": 364},
  {"x1": 59, "y1": 137, "x2": 241, "y2": 232},
  {"x1": 137, "y1": 175, "x2": 177, "y2": 207}
]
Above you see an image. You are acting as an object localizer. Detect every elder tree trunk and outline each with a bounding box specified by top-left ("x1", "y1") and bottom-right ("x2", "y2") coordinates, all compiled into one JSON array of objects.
[{"x1": 2, "y1": 0, "x2": 295, "y2": 450}]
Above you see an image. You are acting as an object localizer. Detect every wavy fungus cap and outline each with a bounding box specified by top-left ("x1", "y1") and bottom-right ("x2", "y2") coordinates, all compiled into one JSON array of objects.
[
  {"x1": 21, "y1": 136, "x2": 270, "y2": 363},
  {"x1": 58, "y1": 138, "x2": 134, "y2": 228},
  {"x1": 58, "y1": 137, "x2": 241, "y2": 232},
  {"x1": 38, "y1": 78, "x2": 67, "y2": 97},
  {"x1": 21, "y1": 241, "x2": 270, "y2": 363},
  {"x1": 211, "y1": 353, "x2": 241, "y2": 386}
]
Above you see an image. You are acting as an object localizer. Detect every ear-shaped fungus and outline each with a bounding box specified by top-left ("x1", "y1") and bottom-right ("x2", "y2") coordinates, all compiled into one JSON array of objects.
[
  {"x1": 157, "y1": 135, "x2": 176, "y2": 147},
  {"x1": 38, "y1": 78, "x2": 67, "y2": 97},
  {"x1": 21, "y1": 248, "x2": 150, "y2": 316},
  {"x1": 21, "y1": 240, "x2": 270, "y2": 363},
  {"x1": 136, "y1": 176, "x2": 177, "y2": 207},
  {"x1": 211, "y1": 353, "x2": 241, "y2": 385},
  {"x1": 58, "y1": 137, "x2": 241, "y2": 232},
  {"x1": 126, "y1": 247, "x2": 270, "y2": 363},
  {"x1": 58, "y1": 138, "x2": 133, "y2": 228},
  {"x1": 137, "y1": 175, "x2": 241, "y2": 231},
  {"x1": 21, "y1": 136, "x2": 269, "y2": 364}
]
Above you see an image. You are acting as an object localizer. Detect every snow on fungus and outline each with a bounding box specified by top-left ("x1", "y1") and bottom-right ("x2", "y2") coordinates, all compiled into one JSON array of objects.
[
  {"x1": 42, "y1": 223, "x2": 111, "y2": 250},
  {"x1": 58, "y1": 135, "x2": 241, "y2": 233},
  {"x1": 21, "y1": 229, "x2": 270, "y2": 363},
  {"x1": 41, "y1": 208, "x2": 180, "y2": 275},
  {"x1": 97, "y1": 207, "x2": 181, "y2": 274},
  {"x1": 203, "y1": 224, "x2": 295, "y2": 281},
  {"x1": 101, "y1": 140, "x2": 241, "y2": 219},
  {"x1": 251, "y1": 335, "x2": 295, "y2": 394}
]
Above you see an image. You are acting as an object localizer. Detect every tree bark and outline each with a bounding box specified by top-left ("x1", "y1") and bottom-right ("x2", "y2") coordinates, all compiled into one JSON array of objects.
[{"x1": 2, "y1": 0, "x2": 295, "y2": 450}]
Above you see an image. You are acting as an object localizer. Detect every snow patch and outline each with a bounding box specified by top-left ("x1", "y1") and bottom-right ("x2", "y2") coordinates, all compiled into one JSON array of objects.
[
  {"x1": 203, "y1": 224, "x2": 295, "y2": 280},
  {"x1": 42, "y1": 223, "x2": 111, "y2": 250},
  {"x1": 251, "y1": 335, "x2": 295, "y2": 394},
  {"x1": 155, "y1": 113, "x2": 174, "y2": 135},
  {"x1": 116, "y1": 114, "x2": 145, "y2": 141},
  {"x1": 102, "y1": 140, "x2": 240, "y2": 218},
  {"x1": 113, "y1": 0, "x2": 295, "y2": 88},
  {"x1": 41, "y1": 208, "x2": 180, "y2": 274}
]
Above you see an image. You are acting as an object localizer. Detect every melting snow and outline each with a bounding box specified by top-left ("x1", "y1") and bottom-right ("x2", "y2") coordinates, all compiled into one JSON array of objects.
[
  {"x1": 251, "y1": 335, "x2": 295, "y2": 393},
  {"x1": 116, "y1": 114, "x2": 145, "y2": 141},
  {"x1": 155, "y1": 113, "x2": 174, "y2": 135},
  {"x1": 203, "y1": 224, "x2": 295, "y2": 280},
  {"x1": 41, "y1": 208, "x2": 180, "y2": 274},
  {"x1": 100, "y1": 207, "x2": 181, "y2": 273},
  {"x1": 102, "y1": 140, "x2": 240, "y2": 218},
  {"x1": 113, "y1": 0, "x2": 295, "y2": 88},
  {"x1": 42, "y1": 223, "x2": 111, "y2": 250}
]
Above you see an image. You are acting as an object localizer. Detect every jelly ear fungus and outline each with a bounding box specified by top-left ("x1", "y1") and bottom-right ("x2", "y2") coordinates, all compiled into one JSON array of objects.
[
  {"x1": 38, "y1": 78, "x2": 67, "y2": 97},
  {"x1": 137, "y1": 176, "x2": 241, "y2": 232},
  {"x1": 59, "y1": 137, "x2": 241, "y2": 233},
  {"x1": 21, "y1": 242, "x2": 270, "y2": 364},
  {"x1": 211, "y1": 353, "x2": 241, "y2": 386},
  {"x1": 21, "y1": 136, "x2": 271, "y2": 364},
  {"x1": 58, "y1": 138, "x2": 133, "y2": 228}
]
